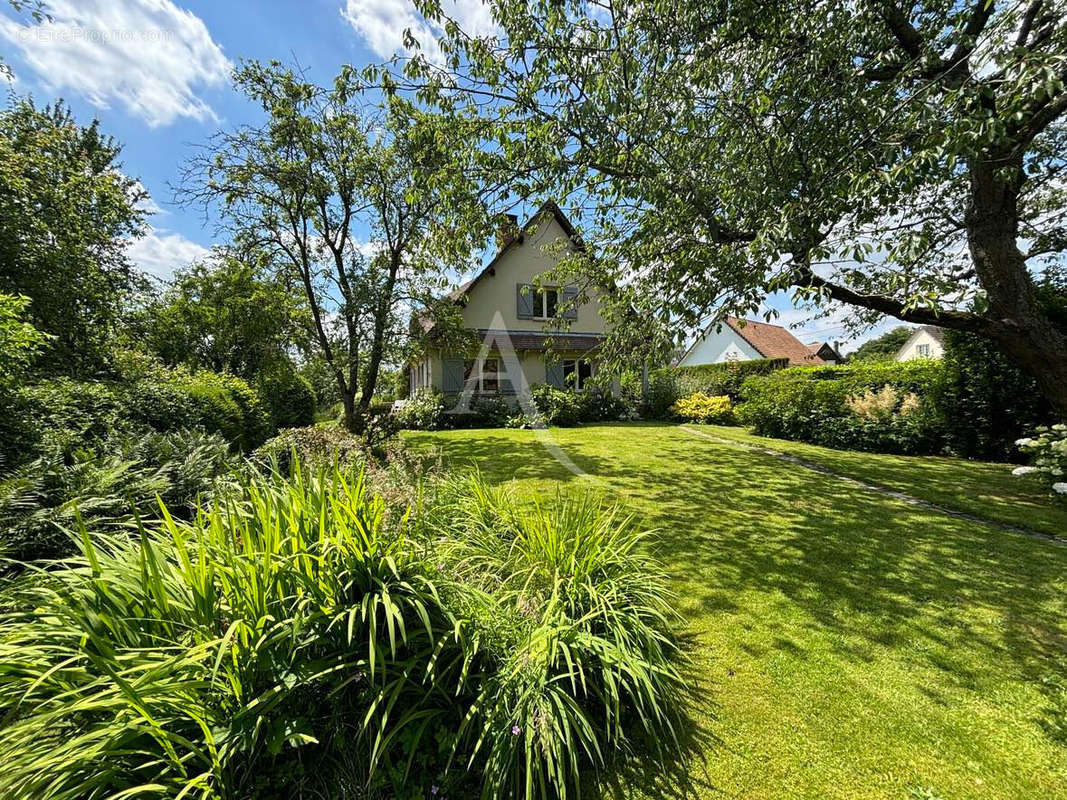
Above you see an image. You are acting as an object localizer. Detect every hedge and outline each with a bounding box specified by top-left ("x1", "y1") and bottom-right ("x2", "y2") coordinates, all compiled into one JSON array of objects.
[{"x1": 647, "y1": 358, "x2": 788, "y2": 417}]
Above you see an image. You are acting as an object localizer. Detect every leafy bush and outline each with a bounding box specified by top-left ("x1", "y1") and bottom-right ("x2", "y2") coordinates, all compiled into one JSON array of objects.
[
  {"x1": 1013, "y1": 424, "x2": 1067, "y2": 495},
  {"x1": 578, "y1": 389, "x2": 631, "y2": 421},
  {"x1": 530, "y1": 384, "x2": 584, "y2": 426},
  {"x1": 0, "y1": 466, "x2": 686, "y2": 800},
  {"x1": 1, "y1": 367, "x2": 271, "y2": 469},
  {"x1": 0, "y1": 429, "x2": 231, "y2": 563},
  {"x1": 670, "y1": 392, "x2": 734, "y2": 424},
  {"x1": 737, "y1": 362, "x2": 945, "y2": 455},
  {"x1": 646, "y1": 359, "x2": 787, "y2": 417},
  {"x1": 938, "y1": 329, "x2": 1055, "y2": 460},
  {"x1": 394, "y1": 388, "x2": 447, "y2": 430},
  {"x1": 255, "y1": 366, "x2": 316, "y2": 430}
]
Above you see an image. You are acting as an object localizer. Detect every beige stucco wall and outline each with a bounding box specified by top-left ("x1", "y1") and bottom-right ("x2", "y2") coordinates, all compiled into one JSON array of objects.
[
  {"x1": 458, "y1": 214, "x2": 610, "y2": 334},
  {"x1": 895, "y1": 329, "x2": 944, "y2": 361}
]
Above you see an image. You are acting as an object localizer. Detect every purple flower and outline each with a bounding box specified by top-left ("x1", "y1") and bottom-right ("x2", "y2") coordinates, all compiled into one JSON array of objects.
[
  {"x1": 430, "y1": 786, "x2": 439, "y2": 796},
  {"x1": 511, "y1": 724, "x2": 521, "y2": 736}
]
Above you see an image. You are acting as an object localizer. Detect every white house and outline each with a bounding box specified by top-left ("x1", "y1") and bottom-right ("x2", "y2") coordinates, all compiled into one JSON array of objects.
[
  {"x1": 410, "y1": 202, "x2": 616, "y2": 398},
  {"x1": 679, "y1": 316, "x2": 825, "y2": 367},
  {"x1": 895, "y1": 326, "x2": 945, "y2": 361}
]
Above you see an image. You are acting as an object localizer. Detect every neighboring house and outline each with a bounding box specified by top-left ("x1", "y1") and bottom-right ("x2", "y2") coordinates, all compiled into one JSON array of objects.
[
  {"x1": 895, "y1": 325, "x2": 945, "y2": 361},
  {"x1": 806, "y1": 341, "x2": 843, "y2": 365},
  {"x1": 411, "y1": 202, "x2": 615, "y2": 399},
  {"x1": 678, "y1": 316, "x2": 824, "y2": 367}
]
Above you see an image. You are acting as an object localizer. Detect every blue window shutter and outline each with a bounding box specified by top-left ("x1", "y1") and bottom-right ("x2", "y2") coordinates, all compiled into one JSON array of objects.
[
  {"x1": 562, "y1": 285, "x2": 579, "y2": 320},
  {"x1": 516, "y1": 283, "x2": 534, "y2": 319},
  {"x1": 443, "y1": 357, "x2": 464, "y2": 393},
  {"x1": 545, "y1": 360, "x2": 565, "y2": 388}
]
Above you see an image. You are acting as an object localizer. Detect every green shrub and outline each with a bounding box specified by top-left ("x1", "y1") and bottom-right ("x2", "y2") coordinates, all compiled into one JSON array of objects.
[
  {"x1": 0, "y1": 429, "x2": 232, "y2": 563},
  {"x1": 737, "y1": 362, "x2": 945, "y2": 455},
  {"x1": 938, "y1": 330, "x2": 1055, "y2": 460},
  {"x1": 0, "y1": 467, "x2": 687, "y2": 800},
  {"x1": 577, "y1": 389, "x2": 631, "y2": 421},
  {"x1": 530, "y1": 384, "x2": 584, "y2": 426},
  {"x1": 394, "y1": 388, "x2": 447, "y2": 430},
  {"x1": 1013, "y1": 424, "x2": 1067, "y2": 495},
  {"x1": 670, "y1": 392, "x2": 734, "y2": 424},
  {"x1": 256, "y1": 366, "x2": 316, "y2": 430},
  {"x1": 646, "y1": 359, "x2": 788, "y2": 418}
]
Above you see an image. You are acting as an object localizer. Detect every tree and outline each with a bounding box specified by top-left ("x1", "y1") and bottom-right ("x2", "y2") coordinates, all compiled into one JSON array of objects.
[
  {"x1": 138, "y1": 248, "x2": 310, "y2": 380},
  {"x1": 0, "y1": 97, "x2": 146, "y2": 373},
  {"x1": 849, "y1": 326, "x2": 914, "y2": 361},
  {"x1": 0, "y1": 293, "x2": 49, "y2": 391},
  {"x1": 184, "y1": 61, "x2": 492, "y2": 431},
  {"x1": 407, "y1": 0, "x2": 1067, "y2": 414}
]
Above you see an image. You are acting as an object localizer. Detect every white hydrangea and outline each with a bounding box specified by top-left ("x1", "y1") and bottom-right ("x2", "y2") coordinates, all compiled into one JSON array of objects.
[
  {"x1": 1014, "y1": 437, "x2": 1034, "y2": 446},
  {"x1": 1011, "y1": 466, "x2": 1038, "y2": 476},
  {"x1": 1053, "y1": 483, "x2": 1067, "y2": 495}
]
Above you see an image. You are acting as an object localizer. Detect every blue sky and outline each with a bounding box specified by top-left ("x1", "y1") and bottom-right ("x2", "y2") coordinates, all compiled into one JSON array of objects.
[{"x1": 0, "y1": 0, "x2": 895, "y2": 351}]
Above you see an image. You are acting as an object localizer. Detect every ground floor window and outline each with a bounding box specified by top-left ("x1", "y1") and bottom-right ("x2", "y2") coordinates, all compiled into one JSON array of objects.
[
  {"x1": 563, "y1": 358, "x2": 593, "y2": 390},
  {"x1": 464, "y1": 357, "x2": 499, "y2": 392}
]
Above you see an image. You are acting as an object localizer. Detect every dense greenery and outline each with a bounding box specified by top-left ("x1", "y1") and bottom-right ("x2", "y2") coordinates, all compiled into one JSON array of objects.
[
  {"x1": 670, "y1": 393, "x2": 735, "y2": 425},
  {"x1": 0, "y1": 98, "x2": 146, "y2": 373},
  {"x1": 737, "y1": 362, "x2": 945, "y2": 455},
  {"x1": 1014, "y1": 424, "x2": 1067, "y2": 495},
  {"x1": 647, "y1": 359, "x2": 787, "y2": 417},
  {"x1": 0, "y1": 462, "x2": 685, "y2": 799}
]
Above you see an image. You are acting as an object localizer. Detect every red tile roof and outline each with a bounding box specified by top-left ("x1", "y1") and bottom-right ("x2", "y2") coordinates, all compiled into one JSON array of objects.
[{"x1": 725, "y1": 317, "x2": 824, "y2": 366}]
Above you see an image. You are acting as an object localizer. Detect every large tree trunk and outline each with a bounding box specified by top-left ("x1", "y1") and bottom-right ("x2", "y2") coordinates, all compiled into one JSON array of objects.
[
  {"x1": 966, "y1": 157, "x2": 1067, "y2": 417},
  {"x1": 357, "y1": 256, "x2": 401, "y2": 419}
]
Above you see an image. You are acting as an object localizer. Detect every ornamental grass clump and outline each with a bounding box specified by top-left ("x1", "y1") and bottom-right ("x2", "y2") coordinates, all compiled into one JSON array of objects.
[
  {"x1": 0, "y1": 463, "x2": 688, "y2": 799},
  {"x1": 1013, "y1": 423, "x2": 1067, "y2": 495}
]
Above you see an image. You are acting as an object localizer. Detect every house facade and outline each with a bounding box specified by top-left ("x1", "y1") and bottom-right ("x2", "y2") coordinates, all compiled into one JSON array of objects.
[
  {"x1": 806, "y1": 341, "x2": 843, "y2": 365},
  {"x1": 678, "y1": 316, "x2": 825, "y2": 367},
  {"x1": 895, "y1": 326, "x2": 945, "y2": 361},
  {"x1": 410, "y1": 202, "x2": 615, "y2": 400}
]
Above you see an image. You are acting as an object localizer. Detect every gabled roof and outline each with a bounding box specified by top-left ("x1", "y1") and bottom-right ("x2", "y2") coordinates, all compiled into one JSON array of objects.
[
  {"x1": 806, "y1": 341, "x2": 841, "y2": 359},
  {"x1": 895, "y1": 325, "x2": 944, "y2": 357},
  {"x1": 723, "y1": 317, "x2": 823, "y2": 366},
  {"x1": 450, "y1": 200, "x2": 584, "y2": 305}
]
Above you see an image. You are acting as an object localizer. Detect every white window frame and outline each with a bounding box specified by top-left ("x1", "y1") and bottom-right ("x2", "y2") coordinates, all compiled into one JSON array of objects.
[
  {"x1": 563, "y1": 358, "x2": 593, "y2": 391},
  {"x1": 532, "y1": 286, "x2": 560, "y2": 320},
  {"x1": 463, "y1": 356, "x2": 500, "y2": 393},
  {"x1": 916, "y1": 343, "x2": 930, "y2": 357}
]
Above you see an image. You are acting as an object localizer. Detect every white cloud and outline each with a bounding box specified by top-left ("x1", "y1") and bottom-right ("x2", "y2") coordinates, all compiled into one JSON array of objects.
[
  {"x1": 0, "y1": 0, "x2": 231, "y2": 127},
  {"x1": 126, "y1": 228, "x2": 210, "y2": 280},
  {"x1": 342, "y1": 0, "x2": 496, "y2": 61}
]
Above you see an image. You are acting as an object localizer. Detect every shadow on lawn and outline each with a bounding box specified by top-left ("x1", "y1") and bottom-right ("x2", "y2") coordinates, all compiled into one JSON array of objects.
[{"x1": 421, "y1": 425, "x2": 1067, "y2": 769}]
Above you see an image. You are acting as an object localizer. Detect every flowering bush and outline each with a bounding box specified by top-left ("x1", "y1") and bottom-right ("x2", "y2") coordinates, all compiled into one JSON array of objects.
[
  {"x1": 670, "y1": 392, "x2": 735, "y2": 424},
  {"x1": 1013, "y1": 424, "x2": 1067, "y2": 495},
  {"x1": 394, "y1": 387, "x2": 447, "y2": 430}
]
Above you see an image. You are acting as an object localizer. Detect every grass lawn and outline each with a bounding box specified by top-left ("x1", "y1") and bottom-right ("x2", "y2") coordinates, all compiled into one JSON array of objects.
[{"x1": 404, "y1": 423, "x2": 1067, "y2": 800}]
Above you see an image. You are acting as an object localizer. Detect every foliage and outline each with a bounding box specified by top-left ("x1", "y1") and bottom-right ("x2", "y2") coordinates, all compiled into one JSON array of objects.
[
  {"x1": 530, "y1": 384, "x2": 584, "y2": 427},
  {"x1": 670, "y1": 393, "x2": 735, "y2": 425},
  {"x1": 395, "y1": 388, "x2": 448, "y2": 431},
  {"x1": 255, "y1": 365, "x2": 316, "y2": 430},
  {"x1": 647, "y1": 359, "x2": 787, "y2": 417},
  {"x1": 1014, "y1": 424, "x2": 1067, "y2": 496},
  {"x1": 737, "y1": 362, "x2": 945, "y2": 455},
  {"x1": 0, "y1": 429, "x2": 231, "y2": 563},
  {"x1": 410, "y1": 0, "x2": 1067, "y2": 413},
  {"x1": 938, "y1": 329, "x2": 1056, "y2": 461},
  {"x1": 0, "y1": 97, "x2": 145, "y2": 373},
  {"x1": 0, "y1": 366, "x2": 271, "y2": 469},
  {"x1": 185, "y1": 61, "x2": 494, "y2": 430},
  {"x1": 577, "y1": 389, "x2": 631, "y2": 422},
  {"x1": 135, "y1": 248, "x2": 310, "y2": 379},
  {"x1": 0, "y1": 293, "x2": 50, "y2": 390},
  {"x1": 0, "y1": 465, "x2": 686, "y2": 799},
  {"x1": 849, "y1": 327, "x2": 913, "y2": 362}
]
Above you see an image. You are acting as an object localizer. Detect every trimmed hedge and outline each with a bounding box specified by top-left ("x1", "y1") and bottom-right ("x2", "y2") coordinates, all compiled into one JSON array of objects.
[
  {"x1": 648, "y1": 358, "x2": 788, "y2": 417},
  {"x1": 0, "y1": 367, "x2": 271, "y2": 469},
  {"x1": 736, "y1": 362, "x2": 945, "y2": 455}
]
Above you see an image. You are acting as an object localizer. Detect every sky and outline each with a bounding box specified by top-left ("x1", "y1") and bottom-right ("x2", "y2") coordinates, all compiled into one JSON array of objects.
[{"x1": 0, "y1": 0, "x2": 898, "y2": 353}]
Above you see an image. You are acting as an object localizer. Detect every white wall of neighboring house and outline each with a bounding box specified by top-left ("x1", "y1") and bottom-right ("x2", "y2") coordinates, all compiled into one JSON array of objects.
[
  {"x1": 678, "y1": 324, "x2": 762, "y2": 366},
  {"x1": 896, "y1": 328, "x2": 945, "y2": 361}
]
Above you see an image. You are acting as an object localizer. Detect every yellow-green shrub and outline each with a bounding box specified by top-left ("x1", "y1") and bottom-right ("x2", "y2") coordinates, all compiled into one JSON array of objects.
[{"x1": 670, "y1": 392, "x2": 734, "y2": 424}]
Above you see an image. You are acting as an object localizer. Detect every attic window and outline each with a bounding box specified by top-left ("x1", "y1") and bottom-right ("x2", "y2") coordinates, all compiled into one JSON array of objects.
[{"x1": 533, "y1": 287, "x2": 559, "y2": 319}]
